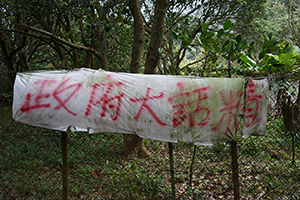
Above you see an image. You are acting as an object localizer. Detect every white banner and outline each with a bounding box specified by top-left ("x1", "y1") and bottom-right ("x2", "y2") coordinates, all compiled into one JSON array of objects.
[
  {"x1": 243, "y1": 78, "x2": 269, "y2": 137},
  {"x1": 12, "y1": 68, "x2": 269, "y2": 145}
]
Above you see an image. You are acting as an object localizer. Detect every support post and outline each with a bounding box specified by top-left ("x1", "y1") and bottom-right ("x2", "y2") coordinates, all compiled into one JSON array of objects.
[
  {"x1": 189, "y1": 145, "x2": 197, "y2": 187},
  {"x1": 231, "y1": 140, "x2": 240, "y2": 200},
  {"x1": 228, "y1": 55, "x2": 240, "y2": 199},
  {"x1": 61, "y1": 131, "x2": 69, "y2": 200},
  {"x1": 168, "y1": 142, "x2": 176, "y2": 200}
]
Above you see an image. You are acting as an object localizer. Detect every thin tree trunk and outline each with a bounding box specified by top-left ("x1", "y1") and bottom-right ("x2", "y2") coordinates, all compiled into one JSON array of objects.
[
  {"x1": 124, "y1": 0, "x2": 168, "y2": 158},
  {"x1": 15, "y1": 24, "x2": 29, "y2": 72},
  {"x1": 84, "y1": 51, "x2": 93, "y2": 68},
  {"x1": 0, "y1": 31, "x2": 23, "y2": 91},
  {"x1": 123, "y1": 0, "x2": 149, "y2": 158},
  {"x1": 98, "y1": 31, "x2": 108, "y2": 70},
  {"x1": 144, "y1": 0, "x2": 168, "y2": 74},
  {"x1": 129, "y1": 0, "x2": 145, "y2": 74},
  {"x1": 17, "y1": 47, "x2": 29, "y2": 71},
  {"x1": 37, "y1": 16, "x2": 69, "y2": 69},
  {"x1": 228, "y1": 55, "x2": 240, "y2": 199}
]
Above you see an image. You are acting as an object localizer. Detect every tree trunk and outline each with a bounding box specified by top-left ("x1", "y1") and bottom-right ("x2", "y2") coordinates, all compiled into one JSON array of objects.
[
  {"x1": 97, "y1": 31, "x2": 108, "y2": 70},
  {"x1": 123, "y1": 0, "x2": 168, "y2": 158},
  {"x1": 0, "y1": 29, "x2": 26, "y2": 92},
  {"x1": 15, "y1": 17, "x2": 29, "y2": 72},
  {"x1": 84, "y1": 51, "x2": 93, "y2": 68},
  {"x1": 77, "y1": 5, "x2": 109, "y2": 70},
  {"x1": 123, "y1": 0, "x2": 150, "y2": 158},
  {"x1": 36, "y1": 16, "x2": 69, "y2": 69},
  {"x1": 0, "y1": 11, "x2": 29, "y2": 92},
  {"x1": 281, "y1": 81, "x2": 300, "y2": 132},
  {"x1": 0, "y1": 33, "x2": 14, "y2": 91},
  {"x1": 281, "y1": 81, "x2": 300, "y2": 163},
  {"x1": 17, "y1": 46, "x2": 29, "y2": 71},
  {"x1": 129, "y1": 0, "x2": 145, "y2": 74},
  {"x1": 64, "y1": 16, "x2": 80, "y2": 68},
  {"x1": 144, "y1": 0, "x2": 168, "y2": 74}
]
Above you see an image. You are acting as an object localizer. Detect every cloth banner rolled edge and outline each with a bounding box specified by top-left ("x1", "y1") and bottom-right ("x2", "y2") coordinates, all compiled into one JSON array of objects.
[{"x1": 12, "y1": 68, "x2": 269, "y2": 145}]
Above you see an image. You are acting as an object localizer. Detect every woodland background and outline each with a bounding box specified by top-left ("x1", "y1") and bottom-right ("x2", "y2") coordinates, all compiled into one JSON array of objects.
[{"x1": 1, "y1": 0, "x2": 300, "y2": 199}]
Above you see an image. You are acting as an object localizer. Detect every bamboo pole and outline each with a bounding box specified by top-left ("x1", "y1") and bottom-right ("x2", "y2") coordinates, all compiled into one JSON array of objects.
[
  {"x1": 61, "y1": 131, "x2": 69, "y2": 200},
  {"x1": 168, "y1": 142, "x2": 176, "y2": 200}
]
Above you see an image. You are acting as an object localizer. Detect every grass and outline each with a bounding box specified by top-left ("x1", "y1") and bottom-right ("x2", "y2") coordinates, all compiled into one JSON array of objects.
[{"x1": 1, "y1": 104, "x2": 300, "y2": 199}]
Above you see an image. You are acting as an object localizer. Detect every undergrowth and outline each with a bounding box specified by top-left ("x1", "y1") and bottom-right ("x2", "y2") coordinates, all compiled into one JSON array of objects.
[{"x1": 1, "y1": 105, "x2": 299, "y2": 199}]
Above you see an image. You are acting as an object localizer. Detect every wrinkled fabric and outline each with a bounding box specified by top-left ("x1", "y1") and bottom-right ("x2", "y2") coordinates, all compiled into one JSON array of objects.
[
  {"x1": 12, "y1": 68, "x2": 268, "y2": 145},
  {"x1": 242, "y1": 78, "x2": 269, "y2": 137}
]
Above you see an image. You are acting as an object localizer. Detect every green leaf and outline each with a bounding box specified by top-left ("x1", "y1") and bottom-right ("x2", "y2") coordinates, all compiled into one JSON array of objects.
[
  {"x1": 213, "y1": 44, "x2": 221, "y2": 54},
  {"x1": 222, "y1": 55, "x2": 229, "y2": 60},
  {"x1": 178, "y1": 34, "x2": 188, "y2": 41},
  {"x1": 204, "y1": 46, "x2": 212, "y2": 51},
  {"x1": 200, "y1": 34, "x2": 205, "y2": 44},
  {"x1": 223, "y1": 33, "x2": 235, "y2": 38},
  {"x1": 206, "y1": 38, "x2": 216, "y2": 44},
  {"x1": 240, "y1": 40, "x2": 247, "y2": 48},
  {"x1": 235, "y1": 35, "x2": 241, "y2": 44},
  {"x1": 231, "y1": 54, "x2": 237, "y2": 61},
  {"x1": 265, "y1": 40, "x2": 276, "y2": 48},
  {"x1": 279, "y1": 53, "x2": 296, "y2": 66},
  {"x1": 217, "y1": 29, "x2": 224, "y2": 38},
  {"x1": 182, "y1": 39, "x2": 190, "y2": 47},
  {"x1": 186, "y1": 66, "x2": 192, "y2": 73},
  {"x1": 226, "y1": 41, "x2": 233, "y2": 54},
  {"x1": 206, "y1": 31, "x2": 214, "y2": 38},
  {"x1": 202, "y1": 23, "x2": 209, "y2": 32},
  {"x1": 232, "y1": 39, "x2": 238, "y2": 45},
  {"x1": 212, "y1": 54, "x2": 218, "y2": 63},
  {"x1": 266, "y1": 53, "x2": 279, "y2": 61},
  {"x1": 184, "y1": 19, "x2": 189, "y2": 25},
  {"x1": 222, "y1": 40, "x2": 230, "y2": 50},
  {"x1": 223, "y1": 20, "x2": 232, "y2": 30},
  {"x1": 171, "y1": 32, "x2": 178, "y2": 41},
  {"x1": 257, "y1": 40, "x2": 263, "y2": 49},
  {"x1": 268, "y1": 32, "x2": 273, "y2": 40},
  {"x1": 259, "y1": 50, "x2": 266, "y2": 59},
  {"x1": 239, "y1": 53, "x2": 256, "y2": 68}
]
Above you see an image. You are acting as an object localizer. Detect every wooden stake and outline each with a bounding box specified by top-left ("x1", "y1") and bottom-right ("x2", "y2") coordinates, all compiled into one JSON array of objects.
[
  {"x1": 189, "y1": 145, "x2": 197, "y2": 187},
  {"x1": 168, "y1": 142, "x2": 176, "y2": 200},
  {"x1": 231, "y1": 140, "x2": 240, "y2": 199},
  {"x1": 61, "y1": 131, "x2": 68, "y2": 200},
  {"x1": 228, "y1": 55, "x2": 240, "y2": 199}
]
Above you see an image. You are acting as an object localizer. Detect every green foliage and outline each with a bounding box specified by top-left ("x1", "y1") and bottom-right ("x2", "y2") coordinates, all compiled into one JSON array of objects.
[
  {"x1": 187, "y1": 19, "x2": 300, "y2": 77},
  {"x1": 119, "y1": 161, "x2": 166, "y2": 198},
  {"x1": 236, "y1": 33, "x2": 300, "y2": 77}
]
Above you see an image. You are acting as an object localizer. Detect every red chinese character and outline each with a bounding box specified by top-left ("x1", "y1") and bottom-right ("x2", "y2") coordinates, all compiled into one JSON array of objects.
[
  {"x1": 20, "y1": 79, "x2": 56, "y2": 113},
  {"x1": 129, "y1": 87, "x2": 167, "y2": 126},
  {"x1": 52, "y1": 78, "x2": 82, "y2": 116},
  {"x1": 168, "y1": 82, "x2": 210, "y2": 128},
  {"x1": 212, "y1": 90, "x2": 244, "y2": 134},
  {"x1": 85, "y1": 79, "x2": 124, "y2": 122},
  {"x1": 190, "y1": 87, "x2": 211, "y2": 126},
  {"x1": 244, "y1": 79, "x2": 263, "y2": 127}
]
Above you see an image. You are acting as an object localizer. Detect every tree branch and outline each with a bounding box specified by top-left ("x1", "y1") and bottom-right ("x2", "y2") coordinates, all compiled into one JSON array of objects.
[
  {"x1": 180, "y1": 55, "x2": 211, "y2": 70},
  {"x1": 17, "y1": 24, "x2": 101, "y2": 56},
  {"x1": 52, "y1": 0, "x2": 63, "y2": 35}
]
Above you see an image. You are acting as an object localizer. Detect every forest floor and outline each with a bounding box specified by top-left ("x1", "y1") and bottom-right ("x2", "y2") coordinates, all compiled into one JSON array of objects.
[{"x1": 1, "y1": 104, "x2": 299, "y2": 199}]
